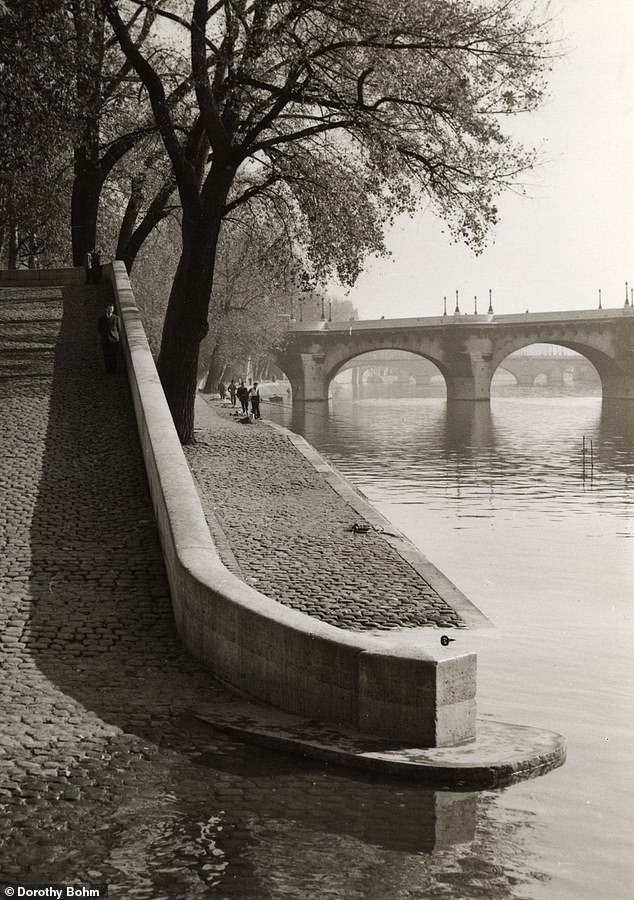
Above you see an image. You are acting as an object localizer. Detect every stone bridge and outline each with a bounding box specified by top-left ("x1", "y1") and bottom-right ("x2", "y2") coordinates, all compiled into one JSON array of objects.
[{"x1": 274, "y1": 308, "x2": 634, "y2": 401}]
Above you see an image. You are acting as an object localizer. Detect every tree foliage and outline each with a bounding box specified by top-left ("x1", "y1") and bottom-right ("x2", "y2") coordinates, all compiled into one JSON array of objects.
[
  {"x1": 104, "y1": 0, "x2": 552, "y2": 442},
  {"x1": 131, "y1": 204, "x2": 349, "y2": 388},
  {"x1": 0, "y1": 0, "x2": 177, "y2": 267},
  {"x1": 0, "y1": 0, "x2": 77, "y2": 265}
]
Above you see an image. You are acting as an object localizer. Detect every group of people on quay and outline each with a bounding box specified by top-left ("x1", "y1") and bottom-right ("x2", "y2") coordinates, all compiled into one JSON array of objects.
[{"x1": 218, "y1": 378, "x2": 261, "y2": 419}]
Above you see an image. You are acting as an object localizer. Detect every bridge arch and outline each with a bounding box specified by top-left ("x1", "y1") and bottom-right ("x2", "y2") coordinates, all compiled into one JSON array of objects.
[
  {"x1": 491, "y1": 338, "x2": 617, "y2": 394},
  {"x1": 327, "y1": 347, "x2": 445, "y2": 394},
  {"x1": 497, "y1": 345, "x2": 600, "y2": 388}
]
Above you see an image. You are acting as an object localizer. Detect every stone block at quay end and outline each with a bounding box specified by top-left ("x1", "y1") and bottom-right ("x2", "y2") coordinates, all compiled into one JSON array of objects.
[{"x1": 357, "y1": 647, "x2": 477, "y2": 747}]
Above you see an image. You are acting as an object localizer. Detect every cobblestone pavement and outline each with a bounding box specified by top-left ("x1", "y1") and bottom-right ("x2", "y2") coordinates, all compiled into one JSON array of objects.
[
  {"x1": 0, "y1": 286, "x2": 305, "y2": 897},
  {"x1": 0, "y1": 285, "x2": 492, "y2": 899},
  {"x1": 185, "y1": 402, "x2": 464, "y2": 631}
]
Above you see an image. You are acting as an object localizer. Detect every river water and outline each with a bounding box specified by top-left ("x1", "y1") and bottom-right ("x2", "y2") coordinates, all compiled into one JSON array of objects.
[{"x1": 263, "y1": 385, "x2": 634, "y2": 900}]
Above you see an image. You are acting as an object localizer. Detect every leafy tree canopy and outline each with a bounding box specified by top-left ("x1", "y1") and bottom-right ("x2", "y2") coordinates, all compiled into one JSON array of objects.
[
  {"x1": 109, "y1": 0, "x2": 551, "y2": 264},
  {"x1": 109, "y1": 0, "x2": 554, "y2": 439}
]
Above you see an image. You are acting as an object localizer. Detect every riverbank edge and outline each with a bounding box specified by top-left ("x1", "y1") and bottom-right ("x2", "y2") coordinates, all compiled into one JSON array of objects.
[
  {"x1": 195, "y1": 393, "x2": 490, "y2": 631},
  {"x1": 265, "y1": 412, "x2": 492, "y2": 630},
  {"x1": 106, "y1": 260, "x2": 479, "y2": 748}
]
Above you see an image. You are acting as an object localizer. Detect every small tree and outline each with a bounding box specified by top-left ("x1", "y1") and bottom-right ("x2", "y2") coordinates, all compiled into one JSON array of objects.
[{"x1": 106, "y1": 0, "x2": 552, "y2": 443}]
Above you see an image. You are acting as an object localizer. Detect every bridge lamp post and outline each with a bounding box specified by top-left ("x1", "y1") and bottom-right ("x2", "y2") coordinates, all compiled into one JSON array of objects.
[
  {"x1": 488, "y1": 289, "x2": 493, "y2": 315},
  {"x1": 454, "y1": 290, "x2": 460, "y2": 315},
  {"x1": 299, "y1": 297, "x2": 304, "y2": 322},
  {"x1": 443, "y1": 296, "x2": 447, "y2": 316},
  {"x1": 321, "y1": 296, "x2": 326, "y2": 320},
  {"x1": 626, "y1": 282, "x2": 630, "y2": 308},
  {"x1": 328, "y1": 301, "x2": 332, "y2": 322},
  {"x1": 474, "y1": 295, "x2": 478, "y2": 315},
  {"x1": 290, "y1": 297, "x2": 295, "y2": 321},
  {"x1": 598, "y1": 289, "x2": 602, "y2": 310}
]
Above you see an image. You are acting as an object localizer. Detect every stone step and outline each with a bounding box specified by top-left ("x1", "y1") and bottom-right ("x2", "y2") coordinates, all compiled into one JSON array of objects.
[
  {"x1": 0, "y1": 325, "x2": 61, "y2": 341},
  {"x1": 0, "y1": 360, "x2": 55, "y2": 377},
  {"x1": 0, "y1": 342, "x2": 56, "y2": 354},
  {"x1": 0, "y1": 310, "x2": 63, "y2": 325},
  {"x1": 0, "y1": 289, "x2": 62, "y2": 303}
]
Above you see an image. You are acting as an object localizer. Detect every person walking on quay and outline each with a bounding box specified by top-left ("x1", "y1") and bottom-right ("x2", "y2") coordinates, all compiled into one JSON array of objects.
[
  {"x1": 250, "y1": 381, "x2": 261, "y2": 419},
  {"x1": 228, "y1": 379, "x2": 237, "y2": 406},
  {"x1": 91, "y1": 247, "x2": 102, "y2": 284},
  {"x1": 218, "y1": 380, "x2": 226, "y2": 400},
  {"x1": 237, "y1": 379, "x2": 249, "y2": 414},
  {"x1": 84, "y1": 249, "x2": 93, "y2": 284},
  {"x1": 97, "y1": 301, "x2": 121, "y2": 374}
]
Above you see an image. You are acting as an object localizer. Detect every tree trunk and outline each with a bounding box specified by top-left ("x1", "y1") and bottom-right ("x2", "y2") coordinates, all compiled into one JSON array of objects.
[
  {"x1": 202, "y1": 345, "x2": 226, "y2": 393},
  {"x1": 71, "y1": 149, "x2": 103, "y2": 265},
  {"x1": 117, "y1": 177, "x2": 175, "y2": 274},
  {"x1": 157, "y1": 161, "x2": 236, "y2": 443},
  {"x1": 7, "y1": 201, "x2": 18, "y2": 269},
  {"x1": 157, "y1": 221, "x2": 219, "y2": 442},
  {"x1": 116, "y1": 175, "x2": 145, "y2": 270}
]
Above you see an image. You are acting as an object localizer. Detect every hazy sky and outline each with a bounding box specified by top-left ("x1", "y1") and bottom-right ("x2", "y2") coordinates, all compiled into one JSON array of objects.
[{"x1": 331, "y1": 0, "x2": 634, "y2": 319}]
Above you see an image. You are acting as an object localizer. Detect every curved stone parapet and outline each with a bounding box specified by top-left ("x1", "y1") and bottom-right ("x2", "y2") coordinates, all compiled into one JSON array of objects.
[{"x1": 105, "y1": 261, "x2": 479, "y2": 748}]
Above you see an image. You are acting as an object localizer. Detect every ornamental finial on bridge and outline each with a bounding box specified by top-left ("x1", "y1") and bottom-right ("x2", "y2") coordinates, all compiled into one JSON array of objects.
[
  {"x1": 454, "y1": 290, "x2": 460, "y2": 315},
  {"x1": 488, "y1": 289, "x2": 493, "y2": 315}
]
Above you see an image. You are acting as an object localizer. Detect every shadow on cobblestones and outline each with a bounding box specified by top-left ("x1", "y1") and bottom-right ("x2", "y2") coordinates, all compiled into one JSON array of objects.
[{"x1": 0, "y1": 287, "x2": 531, "y2": 898}]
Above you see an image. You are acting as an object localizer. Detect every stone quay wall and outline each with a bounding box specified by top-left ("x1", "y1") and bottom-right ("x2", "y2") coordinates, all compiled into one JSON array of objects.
[{"x1": 106, "y1": 261, "x2": 477, "y2": 747}]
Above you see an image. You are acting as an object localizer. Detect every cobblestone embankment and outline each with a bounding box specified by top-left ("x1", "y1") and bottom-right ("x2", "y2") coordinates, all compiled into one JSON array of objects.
[
  {"x1": 184, "y1": 400, "x2": 465, "y2": 632},
  {"x1": 0, "y1": 286, "x2": 266, "y2": 895},
  {"x1": 0, "y1": 284, "x2": 469, "y2": 897}
]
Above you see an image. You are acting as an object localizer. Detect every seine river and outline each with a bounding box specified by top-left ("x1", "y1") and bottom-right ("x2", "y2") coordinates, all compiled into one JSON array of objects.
[{"x1": 264, "y1": 386, "x2": 634, "y2": 900}]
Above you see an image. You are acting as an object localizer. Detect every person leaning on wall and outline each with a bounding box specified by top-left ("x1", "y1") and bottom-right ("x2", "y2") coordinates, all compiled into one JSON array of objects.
[{"x1": 97, "y1": 300, "x2": 121, "y2": 374}]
